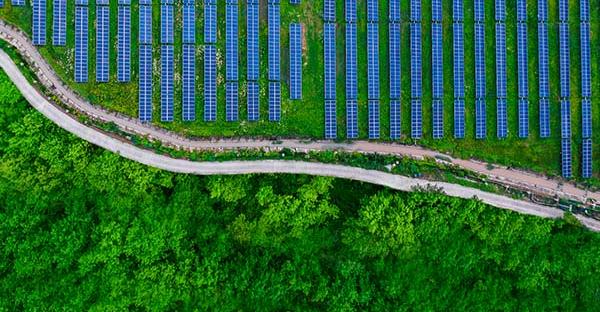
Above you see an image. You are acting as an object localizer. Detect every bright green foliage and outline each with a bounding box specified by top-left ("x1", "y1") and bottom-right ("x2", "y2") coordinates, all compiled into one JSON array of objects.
[{"x1": 1, "y1": 71, "x2": 600, "y2": 310}]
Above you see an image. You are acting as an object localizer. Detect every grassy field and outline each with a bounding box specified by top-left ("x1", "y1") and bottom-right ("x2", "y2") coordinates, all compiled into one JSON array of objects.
[{"x1": 1, "y1": 0, "x2": 599, "y2": 181}]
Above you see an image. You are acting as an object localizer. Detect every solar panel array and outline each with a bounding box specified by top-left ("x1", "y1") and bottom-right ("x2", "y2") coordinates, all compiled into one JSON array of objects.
[
  {"x1": 367, "y1": 0, "x2": 379, "y2": 139},
  {"x1": 247, "y1": 0, "x2": 260, "y2": 121},
  {"x1": 182, "y1": 1, "x2": 195, "y2": 121},
  {"x1": 538, "y1": 3, "x2": 550, "y2": 138},
  {"x1": 74, "y1": 4, "x2": 88, "y2": 83},
  {"x1": 324, "y1": 0, "x2": 335, "y2": 22},
  {"x1": 204, "y1": 0, "x2": 216, "y2": 44},
  {"x1": 516, "y1": 0, "x2": 528, "y2": 138},
  {"x1": 410, "y1": 0, "x2": 422, "y2": 139},
  {"x1": 226, "y1": 1, "x2": 239, "y2": 121},
  {"x1": 290, "y1": 23, "x2": 302, "y2": 100},
  {"x1": 346, "y1": 0, "x2": 358, "y2": 138},
  {"x1": 96, "y1": 4, "x2": 109, "y2": 82},
  {"x1": 474, "y1": 7, "x2": 486, "y2": 139},
  {"x1": 32, "y1": 0, "x2": 46, "y2": 46},
  {"x1": 368, "y1": 100, "x2": 380, "y2": 139},
  {"x1": 138, "y1": 2, "x2": 152, "y2": 121},
  {"x1": 453, "y1": 0, "x2": 465, "y2": 138},
  {"x1": 495, "y1": 2, "x2": 506, "y2": 138},
  {"x1": 580, "y1": 0, "x2": 592, "y2": 178},
  {"x1": 389, "y1": 21, "x2": 401, "y2": 139},
  {"x1": 324, "y1": 10, "x2": 336, "y2": 139},
  {"x1": 290, "y1": 0, "x2": 301, "y2": 4},
  {"x1": 12, "y1": 0, "x2": 24, "y2": 6},
  {"x1": 558, "y1": 3, "x2": 571, "y2": 178},
  {"x1": 0, "y1": 0, "x2": 3, "y2": 6},
  {"x1": 268, "y1": 1, "x2": 281, "y2": 121},
  {"x1": 117, "y1": 4, "x2": 130, "y2": 82},
  {"x1": 160, "y1": 2, "x2": 174, "y2": 121},
  {"x1": 204, "y1": 0, "x2": 217, "y2": 121},
  {"x1": 367, "y1": 0, "x2": 378, "y2": 22},
  {"x1": 432, "y1": 1, "x2": 443, "y2": 139}
]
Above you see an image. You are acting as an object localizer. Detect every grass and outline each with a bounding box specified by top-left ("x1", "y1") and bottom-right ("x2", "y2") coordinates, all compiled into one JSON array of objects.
[{"x1": 0, "y1": 0, "x2": 599, "y2": 183}]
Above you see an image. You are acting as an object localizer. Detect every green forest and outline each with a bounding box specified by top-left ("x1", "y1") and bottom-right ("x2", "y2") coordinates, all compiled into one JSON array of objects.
[{"x1": 1, "y1": 70, "x2": 600, "y2": 310}]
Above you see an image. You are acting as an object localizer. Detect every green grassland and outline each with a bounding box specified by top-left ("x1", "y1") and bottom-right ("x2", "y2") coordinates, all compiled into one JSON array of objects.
[{"x1": 0, "y1": 0, "x2": 599, "y2": 181}]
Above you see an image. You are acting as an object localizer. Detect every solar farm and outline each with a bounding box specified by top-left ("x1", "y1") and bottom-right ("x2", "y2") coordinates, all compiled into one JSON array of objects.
[{"x1": 0, "y1": 0, "x2": 599, "y2": 180}]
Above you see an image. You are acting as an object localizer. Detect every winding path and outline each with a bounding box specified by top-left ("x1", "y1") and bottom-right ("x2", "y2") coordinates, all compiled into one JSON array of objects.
[{"x1": 1, "y1": 21, "x2": 600, "y2": 231}]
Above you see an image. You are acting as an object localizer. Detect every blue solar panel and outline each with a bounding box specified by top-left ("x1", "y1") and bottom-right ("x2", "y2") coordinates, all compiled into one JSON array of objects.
[
  {"x1": 516, "y1": 0, "x2": 526, "y2": 21},
  {"x1": 475, "y1": 99, "x2": 486, "y2": 139},
  {"x1": 580, "y1": 22, "x2": 591, "y2": 98},
  {"x1": 368, "y1": 100, "x2": 380, "y2": 139},
  {"x1": 247, "y1": 3, "x2": 260, "y2": 81},
  {"x1": 74, "y1": 6, "x2": 88, "y2": 83},
  {"x1": 390, "y1": 100, "x2": 401, "y2": 139},
  {"x1": 226, "y1": 3, "x2": 239, "y2": 81},
  {"x1": 182, "y1": 45, "x2": 195, "y2": 121},
  {"x1": 475, "y1": 23, "x2": 486, "y2": 99},
  {"x1": 138, "y1": 0, "x2": 151, "y2": 4},
  {"x1": 432, "y1": 0, "x2": 442, "y2": 22},
  {"x1": 432, "y1": 23, "x2": 443, "y2": 99},
  {"x1": 495, "y1": 23, "x2": 506, "y2": 99},
  {"x1": 139, "y1": 5, "x2": 152, "y2": 45},
  {"x1": 411, "y1": 99, "x2": 422, "y2": 139},
  {"x1": 559, "y1": 0, "x2": 568, "y2": 22},
  {"x1": 205, "y1": 0, "x2": 216, "y2": 3},
  {"x1": 539, "y1": 98, "x2": 550, "y2": 138},
  {"x1": 454, "y1": 99, "x2": 465, "y2": 138},
  {"x1": 432, "y1": 99, "x2": 443, "y2": 139},
  {"x1": 324, "y1": 23, "x2": 336, "y2": 100},
  {"x1": 559, "y1": 23, "x2": 570, "y2": 98},
  {"x1": 118, "y1": 0, "x2": 130, "y2": 4},
  {"x1": 290, "y1": 0, "x2": 300, "y2": 4},
  {"x1": 346, "y1": 0, "x2": 356, "y2": 22},
  {"x1": 561, "y1": 139, "x2": 572, "y2": 178},
  {"x1": 138, "y1": 45, "x2": 152, "y2": 122},
  {"x1": 346, "y1": 23, "x2": 357, "y2": 100},
  {"x1": 474, "y1": 0, "x2": 484, "y2": 22},
  {"x1": 96, "y1": 0, "x2": 108, "y2": 4},
  {"x1": 410, "y1": 0, "x2": 420, "y2": 21},
  {"x1": 495, "y1": 0, "x2": 505, "y2": 21},
  {"x1": 453, "y1": 0, "x2": 463, "y2": 21},
  {"x1": 453, "y1": 22, "x2": 464, "y2": 98},
  {"x1": 204, "y1": 3, "x2": 217, "y2": 44},
  {"x1": 367, "y1": 0, "x2": 378, "y2": 22},
  {"x1": 346, "y1": 99, "x2": 358, "y2": 139},
  {"x1": 161, "y1": 45, "x2": 174, "y2": 122},
  {"x1": 325, "y1": 99, "x2": 337, "y2": 139},
  {"x1": 226, "y1": 82, "x2": 239, "y2": 122},
  {"x1": 538, "y1": 23, "x2": 549, "y2": 98},
  {"x1": 367, "y1": 23, "x2": 380, "y2": 100},
  {"x1": 117, "y1": 6, "x2": 130, "y2": 82},
  {"x1": 517, "y1": 23, "x2": 528, "y2": 98},
  {"x1": 269, "y1": 82, "x2": 281, "y2": 121},
  {"x1": 182, "y1": 4, "x2": 195, "y2": 44},
  {"x1": 52, "y1": 0, "x2": 66, "y2": 45},
  {"x1": 582, "y1": 99, "x2": 592, "y2": 138},
  {"x1": 324, "y1": 0, "x2": 335, "y2": 22},
  {"x1": 497, "y1": 99, "x2": 507, "y2": 138},
  {"x1": 582, "y1": 138, "x2": 592, "y2": 178},
  {"x1": 247, "y1": 82, "x2": 260, "y2": 121},
  {"x1": 1, "y1": 0, "x2": 4, "y2": 7},
  {"x1": 96, "y1": 6, "x2": 109, "y2": 82},
  {"x1": 33, "y1": 0, "x2": 47, "y2": 46},
  {"x1": 389, "y1": 0, "x2": 400, "y2": 22},
  {"x1": 268, "y1": 4, "x2": 280, "y2": 81},
  {"x1": 204, "y1": 45, "x2": 217, "y2": 121},
  {"x1": 561, "y1": 100, "x2": 571, "y2": 138},
  {"x1": 410, "y1": 23, "x2": 421, "y2": 99},
  {"x1": 518, "y1": 99, "x2": 529, "y2": 138},
  {"x1": 581, "y1": 0, "x2": 590, "y2": 21},
  {"x1": 161, "y1": 4, "x2": 174, "y2": 44},
  {"x1": 538, "y1": 0, "x2": 547, "y2": 21},
  {"x1": 12, "y1": 0, "x2": 25, "y2": 5},
  {"x1": 389, "y1": 23, "x2": 401, "y2": 99},
  {"x1": 290, "y1": 23, "x2": 302, "y2": 100}
]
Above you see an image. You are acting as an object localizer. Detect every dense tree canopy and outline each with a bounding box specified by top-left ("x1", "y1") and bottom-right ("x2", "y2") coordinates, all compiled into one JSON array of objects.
[{"x1": 1, "y1": 71, "x2": 600, "y2": 311}]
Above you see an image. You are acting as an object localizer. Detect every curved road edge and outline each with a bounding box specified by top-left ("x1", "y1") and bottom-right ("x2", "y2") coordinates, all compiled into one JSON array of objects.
[{"x1": 1, "y1": 50, "x2": 599, "y2": 231}]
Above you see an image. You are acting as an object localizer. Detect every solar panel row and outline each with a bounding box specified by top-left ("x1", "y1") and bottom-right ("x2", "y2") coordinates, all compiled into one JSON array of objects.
[
  {"x1": 561, "y1": 139, "x2": 572, "y2": 178},
  {"x1": 182, "y1": 44, "x2": 195, "y2": 121},
  {"x1": 474, "y1": 23, "x2": 486, "y2": 99},
  {"x1": 432, "y1": 24, "x2": 443, "y2": 99},
  {"x1": 474, "y1": 0, "x2": 484, "y2": 22},
  {"x1": 539, "y1": 98, "x2": 550, "y2": 137},
  {"x1": 518, "y1": 99, "x2": 529, "y2": 138},
  {"x1": 538, "y1": 0, "x2": 547, "y2": 21},
  {"x1": 269, "y1": 82, "x2": 281, "y2": 121},
  {"x1": 204, "y1": 2, "x2": 216, "y2": 44},
  {"x1": 454, "y1": 99, "x2": 465, "y2": 138},
  {"x1": 411, "y1": 99, "x2": 422, "y2": 139},
  {"x1": 247, "y1": 3, "x2": 260, "y2": 81},
  {"x1": 389, "y1": 0, "x2": 400, "y2": 22},
  {"x1": 410, "y1": 0, "x2": 420, "y2": 22},
  {"x1": 453, "y1": 1, "x2": 464, "y2": 139},
  {"x1": 432, "y1": 100, "x2": 443, "y2": 139},
  {"x1": 290, "y1": 0, "x2": 301, "y2": 4},
  {"x1": 582, "y1": 99, "x2": 591, "y2": 138},
  {"x1": 138, "y1": 45, "x2": 152, "y2": 122},
  {"x1": 347, "y1": 100, "x2": 358, "y2": 139},
  {"x1": 368, "y1": 100, "x2": 380, "y2": 139},
  {"x1": 290, "y1": 23, "x2": 302, "y2": 100},
  {"x1": 96, "y1": 5, "x2": 109, "y2": 82},
  {"x1": 117, "y1": 5, "x2": 130, "y2": 82},
  {"x1": 346, "y1": 23, "x2": 357, "y2": 100},
  {"x1": 182, "y1": 4, "x2": 195, "y2": 44},
  {"x1": 118, "y1": 0, "x2": 130, "y2": 4},
  {"x1": 559, "y1": 23, "x2": 570, "y2": 98},
  {"x1": 389, "y1": 23, "x2": 401, "y2": 100},
  {"x1": 410, "y1": 23, "x2": 421, "y2": 99},
  {"x1": 580, "y1": 22, "x2": 591, "y2": 98},
  {"x1": 325, "y1": 100, "x2": 337, "y2": 139},
  {"x1": 367, "y1": 23, "x2": 380, "y2": 100},
  {"x1": 324, "y1": 0, "x2": 335, "y2": 22},
  {"x1": 495, "y1": 0, "x2": 505, "y2": 21},
  {"x1": 581, "y1": 0, "x2": 590, "y2": 21},
  {"x1": 0, "y1": 0, "x2": 3, "y2": 6},
  {"x1": 346, "y1": 0, "x2": 356, "y2": 22},
  {"x1": 204, "y1": 45, "x2": 217, "y2": 121},
  {"x1": 496, "y1": 23, "x2": 506, "y2": 99},
  {"x1": 517, "y1": 23, "x2": 528, "y2": 98},
  {"x1": 497, "y1": 99, "x2": 507, "y2": 138},
  {"x1": 475, "y1": 99, "x2": 486, "y2": 139},
  {"x1": 581, "y1": 0, "x2": 593, "y2": 178},
  {"x1": 139, "y1": 5, "x2": 152, "y2": 45},
  {"x1": 538, "y1": 25, "x2": 549, "y2": 98},
  {"x1": 161, "y1": 45, "x2": 174, "y2": 122},
  {"x1": 226, "y1": 82, "x2": 239, "y2": 122},
  {"x1": 32, "y1": 0, "x2": 46, "y2": 46},
  {"x1": 559, "y1": 0, "x2": 568, "y2": 22},
  {"x1": 582, "y1": 138, "x2": 592, "y2": 178},
  {"x1": 453, "y1": 0, "x2": 463, "y2": 21},
  {"x1": 390, "y1": 100, "x2": 401, "y2": 139},
  {"x1": 226, "y1": 3, "x2": 239, "y2": 81},
  {"x1": 432, "y1": 0, "x2": 441, "y2": 22},
  {"x1": 12, "y1": 0, "x2": 25, "y2": 5},
  {"x1": 74, "y1": 6, "x2": 88, "y2": 83},
  {"x1": 247, "y1": 82, "x2": 260, "y2": 121},
  {"x1": 268, "y1": 4, "x2": 280, "y2": 81},
  {"x1": 517, "y1": 0, "x2": 526, "y2": 22},
  {"x1": 53, "y1": 0, "x2": 66, "y2": 46},
  {"x1": 161, "y1": 4, "x2": 174, "y2": 44},
  {"x1": 560, "y1": 100, "x2": 571, "y2": 138},
  {"x1": 367, "y1": 0, "x2": 378, "y2": 22},
  {"x1": 324, "y1": 23, "x2": 336, "y2": 100}
]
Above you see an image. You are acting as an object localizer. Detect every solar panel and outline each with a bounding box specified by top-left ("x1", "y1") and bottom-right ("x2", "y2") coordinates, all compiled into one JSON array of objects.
[
  {"x1": 226, "y1": 82, "x2": 239, "y2": 122},
  {"x1": 517, "y1": 23, "x2": 528, "y2": 98},
  {"x1": 581, "y1": 0, "x2": 590, "y2": 21},
  {"x1": 0, "y1": 0, "x2": 4, "y2": 7},
  {"x1": 324, "y1": 23, "x2": 336, "y2": 100},
  {"x1": 497, "y1": 99, "x2": 507, "y2": 138},
  {"x1": 453, "y1": 0, "x2": 463, "y2": 21},
  {"x1": 182, "y1": 4, "x2": 195, "y2": 44},
  {"x1": 346, "y1": 23, "x2": 357, "y2": 100},
  {"x1": 582, "y1": 98, "x2": 591, "y2": 138},
  {"x1": 96, "y1": 0, "x2": 108, "y2": 4},
  {"x1": 117, "y1": 6, "x2": 131, "y2": 82},
  {"x1": 495, "y1": 0, "x2": 505, "y2": 21},
  {"x1": 559, "y1": 23, "x2": 570, "y2": 98},
  {"x1": 204, "y1": 3, "x2": 216, "y2": 44},
  {"x1": 138, "y1": 0, "x2": 151, "y2": 4},
  {"x1": 411, "y1": 99, "x2": 422, "y2": 139},
  {"x1": 558, "y1": 0, "x2": 568, "y2": 22},
  {"x1": 33, "y1": 0, "x2": 47, "y2": 46},
  {"x1": 205, "y1": 0, "x2": 217, "y2": 3},
  {"x1": 432, "y1": 0, "x2": 442, "y2": 22},
  {"x1": 389, "y1": 23, "x2": 401, "y2": 100},
  {"x1": 582, "y1": 138, "x2": 592, "y2": 178},
  {"x1": 268, "y1": 4, "x2": 281, "y2": 81},
  {"x1": 453, "y1": 22, "x2": 464, "y2": 98},
  {"x1": 346, "y1": 99, "x2": 358, "y2": 139},
  {"x1": 139, "y1": 5, "x2": 152, "y2": 45},
  {"x1": 580, "y1": 22, "x2": 591, "y2": 98},
  {"x1": 539, "y1": 98, "x2": 550, "y2": 138},
  {"x1": 475, "y1": 99, "x2": 486, "y2": 139},
  {"x1": 12, "y1": 0, "x2": 24, "y2": 5},
  {"x1": 290, "y1": 23, "x2": 302, "y2": 100},
  {"x1": 561, "y1": 139, "x2": 572, "y2": 178},
  {"x1": 432, "y1": 99, "x2": 443, "y2": 139},
  {"x1": 346, "y1": 0, "x2": 357, "y2": 22},
  {"x1": 325, "y1": 99, "x2": 337, "y2": 139},
  {"x1": 96, "y1": 6, "x2": 109, "y2": 82},
  {"x1": 247, "y1": 82, "x2": 260, "y2": 121},
  {"x1": 290, "y1": 0, "x2": 300, "y2": 4},
  {"x1": 118, "y1": 0, "x2": 130, "y2": 4},
  {"x1": 516, "y1": 0, "x2": 526, "y2": 21},
  {"x1": 410, "y1": 0, "x2": 420, "y2": 21},
  {"x1": 474, "y1": 0, "x2": 484, "y2": 22},
  {"x1": 518, "y1": 99, "x2": 529, "y2": 138},
  {"x1": 226, "y1": 3, "x2": 239, "y2": 81},
  {"x1": 454, "y1": 99, "x2": 465, "y2": 138},
  {"x1": 138, "y1": 45, "x2": 152, "y2": 122},
  {"x1": 410, "y1": 23, "x2": 421, "y2": 99},
  {"x1": 74, "y1": 6, "x2": 88, "y2": 83},
  {"x1": 53, "y1": 0, "x2": 66, "y2": 46},
  {"x1": 538, "y1": 0, "x2": 547, "y2": 21},
  {"x1": 560, "y1": 100, "x2": 571, "y2": 138},
  {"x1": 495, "y1": 23, "x2": 506, "y2": 99},
  {"x1": 389, "y1": 0, "x2": 400, "y2": 22},
  {"x1": 538, "y1": 23, "x2": 549, "y2": 98},
  {"x1": 475, "y1": 23, "x2": 486, "y2": 99},
  {"x1": 269, "y1": 82, "x2": 281, "y2": 121},
  {"x1": 324, "y1": 0, "x2": 336, "y2": 22},
  {"x1": 161, "y1": 45, "x2": 174, "y2": 122},
  {"x1": 247, "y1": 3, "x2": 259, "y2": 81},
  {"x1": 432, "y1": 23, "x2": 443, "y2": 99},
  {"x1": 367, "y1": 0, "x2": 378, "y2": 22},
  {"x1": 368, "y1": 100, "x2": 380, "y2": 139},
  {"x1": 204, "y1": 45, "x2": 217, "y2": 121},
  {"x1": 182, "y1": 44, "x2": 195, "y2": 121},
  {"x1": 390, "y1": 100, "x2": 401, "y2": 139},
  {"x1": 367, "y1": 23, "x2": 380, "y2": 100},
  {"x1": 161, "y1": 4, "x2": 174, "y2": 44}
]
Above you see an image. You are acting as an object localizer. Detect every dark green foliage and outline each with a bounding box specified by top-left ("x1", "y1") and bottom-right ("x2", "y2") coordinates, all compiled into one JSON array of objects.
[{"x1": 1, "y1": 71, "x2": 600, "y2": 311}]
